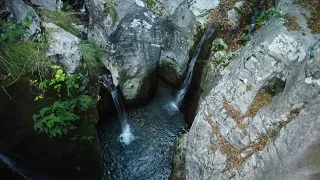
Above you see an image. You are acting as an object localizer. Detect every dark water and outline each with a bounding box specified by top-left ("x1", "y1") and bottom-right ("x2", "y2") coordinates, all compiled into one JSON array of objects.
[{"x1": 99, "y1": 82, "x2": 187, "y2": 180}]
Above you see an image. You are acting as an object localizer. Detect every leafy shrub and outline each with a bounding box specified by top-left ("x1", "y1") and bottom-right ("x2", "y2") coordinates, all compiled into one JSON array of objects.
[
  {"x1": 32, "y1": 68, "x2": 95, "y2": 137},
  {"x1": 33, "y1": 100, "x2": 79, "y2": 137}
]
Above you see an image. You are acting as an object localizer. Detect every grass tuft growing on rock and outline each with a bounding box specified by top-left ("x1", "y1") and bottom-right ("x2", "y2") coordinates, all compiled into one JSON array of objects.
[
  {"x1": 42, "y1": 9, "x2": 80, "y2": 37},
  {"x1": 78, "y1": 40, "x2": 103, "y2": 73},
  {"x1": 0, "y1": 41, "x2": 47, "y2": 78},
  {"x1": 0, "y1": 15, "x2": 49, "y2": 81}
]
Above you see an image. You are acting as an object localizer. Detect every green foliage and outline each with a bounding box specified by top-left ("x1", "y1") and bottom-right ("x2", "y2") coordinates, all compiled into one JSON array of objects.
[
  {"x1": 146, "y1": 0, "x2": 157, "y2": 9},
  {"x1": 32, "y1": 68, "x2": 95, "y2": 137},
  {"x1": 61, "y1": 2, "x2": 75, "y2": 13},
  {"x1": 0, "y1": 14, "x2": 49, "y2": 79},
  {"x1": 145, "y1": 0, "x2": 164, "y2": 16},
  {"x1": 256, "y1": 8, "x2": 282, "y2": 26},
  {"x1": 42, "y1": 9, "x2": 81, "y2": 37},
  {"x1": 0, "y1": 15, "x2": 31, "y2": 43},
  {"x1": 33, "y1": 100, "x2": 79, "y2": 137},
  {"x1": 214, "y1": 55, "x2": 230, "y2": 68},
  {"x1": 104, "y1": 0, "x2": 118, "y2": 22},
  {"x1": 78, "y1": 40, "x2": 102, "y2": 73},
  {"x1": 239, "y1": 33, "x2": 250, "y2": 42}
]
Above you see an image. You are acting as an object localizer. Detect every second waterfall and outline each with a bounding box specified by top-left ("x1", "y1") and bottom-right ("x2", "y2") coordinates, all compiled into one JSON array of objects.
[{"x1": 175, "y1": 27, "x2": 215, "y2": 107}]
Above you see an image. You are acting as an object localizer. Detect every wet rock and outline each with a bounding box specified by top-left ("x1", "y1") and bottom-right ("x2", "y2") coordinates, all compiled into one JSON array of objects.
[
  {"x1": 44, "y1": 22, "x2": 82, "y2": 73},
  {"x1": 186, "y1": 0, "x2": 320, "y2": 179},
  {"x1": 171, "y1": 133, "x2": 188, "y2": 180},
  {"x1": 85, "y1": 0, "x2": 220, "y2": 101}
]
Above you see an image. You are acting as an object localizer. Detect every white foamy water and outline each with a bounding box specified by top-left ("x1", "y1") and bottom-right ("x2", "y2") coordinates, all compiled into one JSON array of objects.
[
  {"x1": 119, "y1": 125, "x2": 134, "y2": 145},
  {"x1": 165, "y1": 101, "x2": 179, "y2": 115}
]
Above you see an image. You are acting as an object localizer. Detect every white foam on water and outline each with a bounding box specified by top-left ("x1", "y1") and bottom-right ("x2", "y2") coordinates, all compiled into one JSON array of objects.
[{"x1": 119, "y1": 125, "x2": 134, "y2": 145}]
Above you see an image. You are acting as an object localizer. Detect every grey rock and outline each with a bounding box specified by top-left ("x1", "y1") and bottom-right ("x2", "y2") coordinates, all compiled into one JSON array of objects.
[
  {"x1": 85, "y1": 0, "x2": 223, "y2": 101},
  {"x1": 171, "y1": 133, "x2": 188, "y2": 180},
  {"x1": 186, "y1": 0, "x2": 320, "y2": 179},
  {"x1": 44, "y1": 22, "x2": 82, "y2": 73},
  {"x1": 188, "y1": 0, "x2": 220, "y2": 25},
  {"x1": 30, "y1": 0, "x2": 63, "y2": 9},
  {"x1": 103, "y1": 10, "x2": 163, "y2": 103},
  {"x1": 4, "y1": 0, "x2": 41, "y2": 38}
]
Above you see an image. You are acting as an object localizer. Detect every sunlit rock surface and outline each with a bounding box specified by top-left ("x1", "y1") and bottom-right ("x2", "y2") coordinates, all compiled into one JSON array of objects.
[{"x1": 186, "y1": 0, "x2": 320, "y2": 179}]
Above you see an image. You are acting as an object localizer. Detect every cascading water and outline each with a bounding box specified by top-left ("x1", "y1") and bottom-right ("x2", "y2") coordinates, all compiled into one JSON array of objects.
[
  {"x1": 0, "y1": 153, "x2": 27, "y2": 179},
  {"x1": 99, "y1": 80, "x2": 187, "y2": 179},
  {"x1": 101, "y1": 75, "x2": 134, "y2": 145},
  {"x1": 175, "y1": 27, "x2": 216, "y2": 107}
]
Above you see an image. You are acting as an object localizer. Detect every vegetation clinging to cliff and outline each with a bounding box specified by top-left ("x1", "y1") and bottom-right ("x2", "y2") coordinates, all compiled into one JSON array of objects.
[
  {"x1": 0, "y1": 14, "x2": 48, "y2": 80},
  {"x1": 32, "y1": 68, "x2": 96, "y2": 137}
]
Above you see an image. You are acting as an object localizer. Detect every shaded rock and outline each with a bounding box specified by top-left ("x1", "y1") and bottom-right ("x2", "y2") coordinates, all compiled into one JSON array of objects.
[
  {"x1": 44, "y1": 22, "x2": 82, "y2": 73},
  {"x1": 104, "y1": 10, "x2": 162, "y2": 104},
  {"x1": 4, "y1": 0, "x2": 41, "y2": 38},
  {"x1": 0, "y1": 80, "x2": 102, "y2": 180},
  {"x1": 186, "y1": 0, "x2": 320, "y2": 179},
  {"x1": 158, "y1": 0, "x2": 196, "y2": 87},
  {"x1": 86, "y1": 0, "x2": 160, "y2": 104},
  {"x1": 158, "y1": 25, "x2": 190, "y2": 86},
  {"x1": 30, "y1": 0, "x2": 63, "y2": 10},
  {"x1": 171, "y1": 133, "x2": 188, "y2": 180}
]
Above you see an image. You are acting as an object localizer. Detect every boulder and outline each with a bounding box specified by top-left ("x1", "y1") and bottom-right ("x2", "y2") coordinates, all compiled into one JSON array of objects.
[
  {"x1": 85, "y1": 0, "x2": 221, "y2": 100},
  {"x1": 186, "y1": 0, "x2": 320, "y2": 179},
  {"x1": 29, "y1": 0, "x2": 63, "y2": 10},
  {"x1": 4, "y1": 0, "x2": 41, "y2": 38},
  {"x1": 44, "y1": 22, "x2": 82, "y2": 73}
]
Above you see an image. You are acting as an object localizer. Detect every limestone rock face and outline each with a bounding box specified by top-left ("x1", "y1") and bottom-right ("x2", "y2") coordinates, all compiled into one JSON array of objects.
[
  {"x1": 186, "y1": 0, "x2": 320, "y2": 179},
  {"x1": 45, "y1": 22, "x2": 82, "y2": 73},
  {"x1": 85, "y1": 0, "x2": 221, "y2": 101},
  {"x1": 189, "y1": 0, "x2": 220, "y2": 25},
  {"x1": 30, "y1": 0, "x2": 63, "y2": 10}
]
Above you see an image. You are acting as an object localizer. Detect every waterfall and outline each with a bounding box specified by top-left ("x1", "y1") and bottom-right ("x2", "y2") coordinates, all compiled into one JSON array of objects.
[
  {"x1": 175, "y1": 27, "x2": 215, "y2": 107},
  {"x1": 0, "y1": 153, "x2": 28, "y2": 179},
  {"x1": 101, "y1": 75, "x2": 134, "y2": 145}
]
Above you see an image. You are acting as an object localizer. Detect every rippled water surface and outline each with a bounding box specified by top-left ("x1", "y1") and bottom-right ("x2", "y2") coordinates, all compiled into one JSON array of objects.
[{"x1": 99, "y1": 83, "x2": 187, "y2": 180}]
